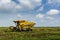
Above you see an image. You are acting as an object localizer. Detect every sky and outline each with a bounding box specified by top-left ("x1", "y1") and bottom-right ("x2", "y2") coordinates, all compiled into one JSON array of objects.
[{"x1": 0, "y1": 0, "x2": 60, "y2": 27}]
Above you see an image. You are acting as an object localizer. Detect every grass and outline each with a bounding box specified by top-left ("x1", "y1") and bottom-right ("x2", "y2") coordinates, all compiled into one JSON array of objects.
[{"x1": 0, "y1": 27, "x2": 60, "y2": 40}]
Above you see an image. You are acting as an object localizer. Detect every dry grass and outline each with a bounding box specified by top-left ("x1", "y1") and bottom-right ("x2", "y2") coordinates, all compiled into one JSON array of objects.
[{"x1": 0, "y1": 27, "x2": 60, "y2": 40}]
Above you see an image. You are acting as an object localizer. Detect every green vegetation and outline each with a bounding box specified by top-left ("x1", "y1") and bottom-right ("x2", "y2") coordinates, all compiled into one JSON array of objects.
[{"x1": 0, "y1": 27, "x2": 60, "y2": 40}]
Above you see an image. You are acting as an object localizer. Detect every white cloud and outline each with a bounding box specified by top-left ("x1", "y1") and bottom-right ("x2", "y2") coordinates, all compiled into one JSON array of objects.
[
  {"x1": 15, "y1": 5, "x2": 22, "y2": 10},
  {"x1": 39, "y1": 6, "x2": 44, "y2": 11},
  {"x1": 46, "y1": 16, "x2": 54, "y2": 20},
  {"x1": 0, "y1": 0, "x2": 42, "y2": 13},
  {"x1": 0, "y1": 0, "x2": 42, "y2": 9},
  {"x1": 47, "y1": 0, "x2": 50, "y2": 4},
  {"x1": 48, "y1": 0, "x2": 60, "y2": 5},
  {"x1": 0, "y1": 0, "x2": 11, "y2": 3},
  {"x1": 18, "y1": 0, "x2": 32, "y2": 9},
  {"x1": 18, "y1": 0, "x2": 42, "y2": 10},
  {"x1": 32, "y1": 0, "x2": 42, "y2": 6},
  {"x1": 46, "y1": 9, "x2": 60, "y2": 15},
  {"x1": 48, "y1": 0, "x2": 60, "y2": 3},
  {"x1": 0, "y1": 0, "x2": 17, "y2": 13},
  {"x1": 0, "y1": 0, "x2": 15, "y2": 8},
  {"x1": 9, "y1": 18, "x2": 13, "y2": 21},
  {"x1": 36, "y1": 6, "x2": 44, "y2": 12},
  {"x1": 17, "y1": 14, "x2": 22, "y2": 18},
  {"x1": 36, "y1": 14, "x2": 44, "y2": 18}
]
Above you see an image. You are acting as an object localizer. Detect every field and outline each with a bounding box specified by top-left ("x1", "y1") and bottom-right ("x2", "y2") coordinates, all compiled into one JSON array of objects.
[{"x1": 0, "y1": 27, "x2": 60, "y2": 40}]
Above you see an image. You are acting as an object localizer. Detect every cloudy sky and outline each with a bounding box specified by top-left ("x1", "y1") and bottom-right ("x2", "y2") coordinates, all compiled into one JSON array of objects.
[{"x1": 0, "y1": 0, "x2": 60, "y2": 27}]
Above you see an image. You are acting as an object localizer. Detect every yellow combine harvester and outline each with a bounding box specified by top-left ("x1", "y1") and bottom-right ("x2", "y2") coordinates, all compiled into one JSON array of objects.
[{"x1": 9, "y1": 20, "x2": 35, "y2": 31}]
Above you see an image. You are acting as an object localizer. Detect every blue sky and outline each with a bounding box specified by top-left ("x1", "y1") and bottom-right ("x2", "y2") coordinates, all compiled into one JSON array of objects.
[{"x1": 0, "y1": 0, "x2": 60, "y2": 27}]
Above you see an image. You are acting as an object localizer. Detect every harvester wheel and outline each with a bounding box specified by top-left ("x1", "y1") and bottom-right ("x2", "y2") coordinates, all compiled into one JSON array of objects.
[
  {"x1": 13, "y1": 27, "x2": 17, "y2": 31},
  {"x1": 28, "y1": 29, "x2": 32, "y2": 31},
  {"x1": 26, "y1": 28, "x2": 32, "y2": 31}
]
